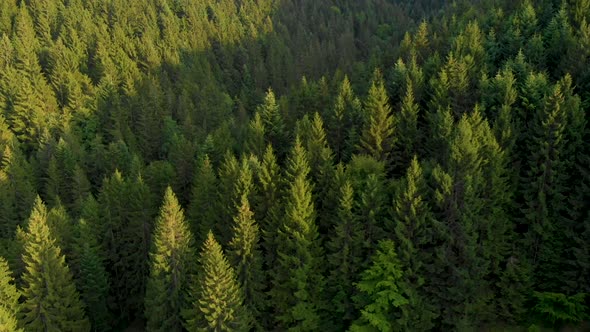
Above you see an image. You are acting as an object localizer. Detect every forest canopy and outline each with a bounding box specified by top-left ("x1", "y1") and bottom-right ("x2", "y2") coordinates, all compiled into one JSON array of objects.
[{"x1": 0, "y1": 0, "x2": 589, "y2": 331}]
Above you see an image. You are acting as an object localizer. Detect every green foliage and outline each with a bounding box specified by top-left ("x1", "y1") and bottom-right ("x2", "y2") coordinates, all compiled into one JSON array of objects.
[
  {"x1": 0, "y1": 256, "x2": 21, "y2": 332},
  {"x1": 325, "y1": 180, "x2": 362, "y2": 329},
  {"x1": 359, "y1": 70, "x2": 395, "y2": 165},
  {"x1": 228, "y1": 195, "x2": 265, "y2": 329},
  {"x1": 188, "y1": 155, "x2": 219, "y2": 245},
  {"x1": 145, "y1": 187, "x2": 196, "y2": 332},
  {"x1": 74, "y1": 219, "x2": 111, "y2": 332},
  {"x1": 0, "y1": 1, "x2": 587, "y2": 330},
  {"x1": 185, "y1": 232, "x2": 248, "y2": 332},
  {"x1": 351, "y1": 240, "x2": 408, "y2": 332},
  {"x1": 531, "y1": 292, "x2": 588, "y2": 328},
  {"x1": 19, "y1": 197, "x2": 90, "y2": 332},
  {"x1": 269, "y1": 137, "x2": 324, "y2": 330}
]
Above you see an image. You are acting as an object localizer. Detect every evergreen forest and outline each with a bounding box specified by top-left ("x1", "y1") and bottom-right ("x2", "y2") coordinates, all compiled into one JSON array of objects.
[{"x1": 0, "y1": 0, "x2": 589, "y2": 331}]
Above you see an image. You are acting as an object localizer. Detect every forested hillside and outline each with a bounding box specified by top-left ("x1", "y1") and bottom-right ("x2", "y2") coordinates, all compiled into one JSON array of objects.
[{"x1": 0, "y1": 0, "x2": 589, "y2": 331}]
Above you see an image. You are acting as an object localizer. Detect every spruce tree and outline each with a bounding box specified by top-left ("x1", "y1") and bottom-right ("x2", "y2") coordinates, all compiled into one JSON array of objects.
[
  {"x1": 0, "y1": 256, "x2": 21, "y2": 332},
  {"x1": 258, "y1": 89, "x2": 286, "y2": 158},
  {"x1": 350, "y1": 240, "x2": 408, "y2": 332},
  {"x1": 254, "y1": 145, "x2": 283, "y2": 271},
  {"x1": 325, "y1": 180, "x2": 363, "y2": 329},
  {"x1": 245, "y1": 113, "x2": 266, "y2": 158},
  {"x1": 269, "y1": 137, "x2": 324, "y2": 330},
  {"x1": 185, "y1": 231, "x2": 248, "y2": 332},
  {"x1": 520, "y1": 79, "x2": 570, "y2": 292},
  {"x1": 187, "y1": 155, "x2": 219, "y2": 245},
  {"x1": 19, "y1": 197, "x2": 90, "y2": 332},
  {"x1": 145, "y1": 187, "x2": 196, "y2": 332},
  {"x1": 359, "y1": 70, "x2": 395, "y2": 165},
  {"x1": 395, "y1": 81, "x2": 420, "y2": 172},
  {"x1": 74, "y1": 219, "x2": 110, "y2": 332},
  {"x1": 389, "y1": 156, "x2": 437, "y2": 330},
  {"x1": 228, "y1": 195, "x2": 265, "y2": 330}
]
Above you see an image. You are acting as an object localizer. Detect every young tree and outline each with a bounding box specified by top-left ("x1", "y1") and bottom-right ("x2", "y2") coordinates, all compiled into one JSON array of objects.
[
  {"x1": 145, "y1": 187, "x2": 196, "y2": 332},
  {"x1": 19, "y1": 197, "x2": 90, "y2": 332}
]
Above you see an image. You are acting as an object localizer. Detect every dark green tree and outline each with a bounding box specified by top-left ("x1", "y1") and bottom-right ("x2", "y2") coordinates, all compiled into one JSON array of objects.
[
  {"x1": 74, "y1": 219, "x2": 111, "y2": 332},
  {"x1": 187, "y1": 155, "x2": 219, "y2": 245},
  {"x1": 389, "y1": 156, "x2": 438, "y2": 330},
  {"x1": 325, "y1": 180, "x2": 363, "y2": 329}
]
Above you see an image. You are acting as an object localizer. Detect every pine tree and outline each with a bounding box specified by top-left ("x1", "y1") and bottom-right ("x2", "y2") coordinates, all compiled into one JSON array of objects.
[
  {"x1": 325, "y1": 180, "x2": 363, "y2": 329},
  {"x1": 19, "y1": 197, "x2": 90, "y2": 332},
  {"x1": 145, "y1": 187, "x2": 196, "y2": 332},
  {"x1": 0, "y1": 256, "x2": 21, "y2": 332},
  {"x1": 228, "y1": 195, "x2": 265, "y2": 330},
  {"x1": 74, "y1": 219, "x2": 110, "y2": 332},
  {"x1": 359, "y1": 70, "x2": 395, "y2": 165},
  {"x1": 185, "y1": 232, "x2": 248, "y2": 332},
  {"x1": 350, "y1": 240, "x2": 409, "y2": 332},
  {"x1": 269, "y1": 137, "x2": 324, "y2": 330}
]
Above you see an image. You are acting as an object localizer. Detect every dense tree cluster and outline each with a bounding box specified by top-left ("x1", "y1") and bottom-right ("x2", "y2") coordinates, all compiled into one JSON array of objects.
[{"x1": 0, "y1": 0, "x2": 589, "y2": 330}]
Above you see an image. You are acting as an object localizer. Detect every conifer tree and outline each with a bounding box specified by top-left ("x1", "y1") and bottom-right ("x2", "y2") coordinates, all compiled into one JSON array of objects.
[
  {"x1": 254, "y1": 145, "x2": 283, "y2": 270},
  {"x1": 228, "y1": 195, "x2": 265, "y2": 330},
  {"x1": 145, "y1": 187, "x2": 196, "y2": 332},
  {"x1": 0, "y1": 256, "x2": 21, "y2": 332},
  {"x1": 74, "y1": 219, "x2": 110, "y2": 332},
  {"x1": 245, "y1": 113, "x2": 266, "y2": 158},
  {"x1": 258, "y1": 89, "x2": 286, "y2": 158},
  {"x1": 329, "y1": 76, "x2": 362, "y2": 162},
  {"x1": 520, "y1": 80, "x2": 570, "y2": 292},
  {"x1": 185, "y1": 231, "x2": 248, "y2": 332},
  {"x1": 301, "y1": 112, "x2": 335, "y2": 234},
  {"x1": 395, "y1": 81, "x2": 421, "y2": 172},
  {"x1": 188, "y1": 155, "x2": 219, "y2": 245},
  {"x1": 359, "y1": 70, "x2": 395, "y2": 165},
  {"x1": 269, "y1": 137, "x2": 324, "y2": 330},
  {"x1": 389, "y1": 157, "x2": 438, "y2": 330},
  {"x1": 325, "y1": 180, "x2": 363, "y2": 329},
  {"x1": 350, "y1": 240, "x2": 408, "y2": 332},
  {"x1": 19, "y1": 197, "x2": 90, "y2": 332}
]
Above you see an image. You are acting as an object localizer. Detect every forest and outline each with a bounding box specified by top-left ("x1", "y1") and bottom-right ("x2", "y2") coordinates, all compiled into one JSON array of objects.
[{"x1": 0, "y1": 0, "x2": 589, "y2": 331}]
